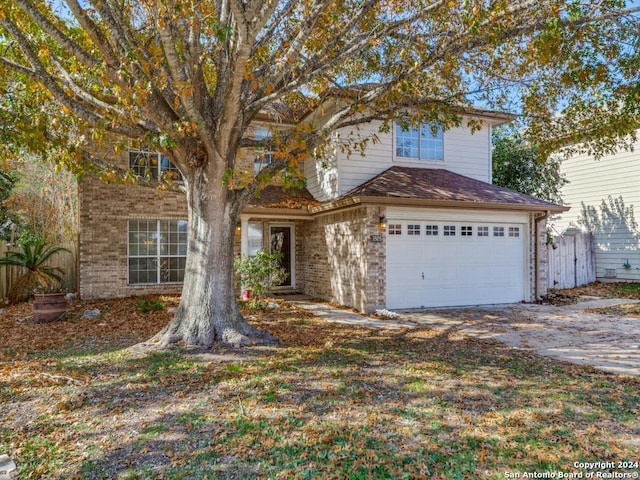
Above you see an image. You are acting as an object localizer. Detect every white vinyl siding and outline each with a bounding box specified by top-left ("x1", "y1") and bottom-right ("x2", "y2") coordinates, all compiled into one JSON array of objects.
[
  {"x1": 552, "y1": 142, "x2": 640, "y2": 281},
  {"x1": 335, "y1": 118, "x2": 492, "y2": 197},
  {"x1": 303, "y1": 133, "x2": 340, "y2": 201}
]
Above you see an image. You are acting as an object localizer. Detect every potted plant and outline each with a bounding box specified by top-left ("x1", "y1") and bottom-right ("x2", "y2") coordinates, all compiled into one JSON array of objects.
[
  {"x1": 234, "y1": 250, "x2": 287, "y2": 309},
  {"x1": 0, "y1": 238, "x2": 70, "y2": 322}
]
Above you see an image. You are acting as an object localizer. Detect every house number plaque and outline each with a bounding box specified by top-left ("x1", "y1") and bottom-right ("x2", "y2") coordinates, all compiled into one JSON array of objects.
[{"x1": 369, "y1": 235, "x2": 383, "y2": 243}]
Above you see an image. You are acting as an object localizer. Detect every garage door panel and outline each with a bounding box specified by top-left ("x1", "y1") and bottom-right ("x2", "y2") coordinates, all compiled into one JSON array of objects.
[{"x1": 387, "y1": 219, "x2": 526, "y2": 309}]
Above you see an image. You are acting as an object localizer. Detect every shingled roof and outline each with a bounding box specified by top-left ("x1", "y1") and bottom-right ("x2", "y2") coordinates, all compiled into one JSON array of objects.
[
  {"x1": 338, "y1": 166, "x2": 566, "y2": 211},
  {"x1": 247, "y1": 184, "x2": 320, "y2": 209}
]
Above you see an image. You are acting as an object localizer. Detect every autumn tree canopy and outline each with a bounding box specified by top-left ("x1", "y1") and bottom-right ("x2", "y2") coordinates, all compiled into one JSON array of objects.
[
  {"x1": 1, "y1": 0, "x2": 639, "y2": 346},
  {"x1": 492, "y1": 128, "x2": 567, "y2": 204}
]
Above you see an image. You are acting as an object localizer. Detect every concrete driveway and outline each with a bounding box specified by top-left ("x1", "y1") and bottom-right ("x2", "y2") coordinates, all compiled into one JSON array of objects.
[{"x1": 402, "y1": 298, "x2": 640, "y2": 377}]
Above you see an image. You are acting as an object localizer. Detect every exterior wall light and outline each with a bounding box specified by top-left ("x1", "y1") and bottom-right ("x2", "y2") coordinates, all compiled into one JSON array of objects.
[{"x1": 379, "y1": 215, "x2": 387, "y2": 232}]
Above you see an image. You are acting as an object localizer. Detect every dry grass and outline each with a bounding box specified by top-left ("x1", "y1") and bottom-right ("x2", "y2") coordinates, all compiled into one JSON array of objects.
[
  {"x1": 1, "y1": 296, "x2": 639, "y2": 479},
  {"x1": 552, "y1": 281, "x2": 640, "y2": 300}
]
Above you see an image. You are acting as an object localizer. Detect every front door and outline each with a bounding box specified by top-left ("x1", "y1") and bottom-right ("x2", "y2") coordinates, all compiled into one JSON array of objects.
[{"x1": 270, "y1": 225, "x2": 293, "y2": 288}]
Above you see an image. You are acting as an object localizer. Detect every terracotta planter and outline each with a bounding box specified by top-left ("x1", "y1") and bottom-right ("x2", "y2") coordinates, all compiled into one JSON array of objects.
[{"x1": 33, "y1": 293, "x2": 67, "y2": 323}]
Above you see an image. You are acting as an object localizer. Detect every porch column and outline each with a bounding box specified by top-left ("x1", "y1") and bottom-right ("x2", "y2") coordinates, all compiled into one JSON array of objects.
[{"x1": 240, "y1": 215, "x2": 249, "y2": 257}]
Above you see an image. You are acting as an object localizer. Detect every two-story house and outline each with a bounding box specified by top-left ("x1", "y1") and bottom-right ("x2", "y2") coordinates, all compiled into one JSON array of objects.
[{"x1": 78, "y1": 109, "x2": 567, "y2": 312}]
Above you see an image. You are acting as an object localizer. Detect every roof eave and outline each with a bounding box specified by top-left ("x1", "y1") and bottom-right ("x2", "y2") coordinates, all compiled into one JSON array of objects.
[
  {"x1": 241, "y1": 206, "x2": 315, "y2": 219},
  {"x1": 309, "y1": 196, "x2": 569, "y2": 214},
  {"x1": 461, "y1": 108, "x2": 515, "y2": 125}
]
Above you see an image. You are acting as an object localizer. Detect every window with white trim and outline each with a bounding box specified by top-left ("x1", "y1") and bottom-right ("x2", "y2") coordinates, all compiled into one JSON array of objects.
[
  {"x1": 444, "y1": 225, "x2": 456, "y2": 236},
  {"x1": 408, "y1": 224, "x2": 421, "y2": 235},
  {"x1": 477, "y1": 226, "x2": 489, "y2": 237},
  {"x1": 128, "y1": 219, "x2": 187, "y2": 284},
  {"x1": 509, "y1": 227, "x2": 520, "y2": 238},
  {"x1": 254, "y1": 126, "x2": 273, "y2": 173},
  {"x1": 493, "y1": 226, "x2": 505, "y2": 237},
  {"x1": 461, "y1": 226, "x2": 473, "y2": 236},
  {"x1": 388, "y1": 224, "x2": 402, "y2": 235},
  {"x1": 425, "y1": 225, "x2": 438, "y2": 236},
  {"x1": 395, "y1": 122, "x2": 444, "y2": 161},
  {"x1": 129, "y1": 150, "x2": 182, "y2": 181}
]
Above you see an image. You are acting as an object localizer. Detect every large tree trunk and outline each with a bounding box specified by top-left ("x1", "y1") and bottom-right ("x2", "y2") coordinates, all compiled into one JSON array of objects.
[{"x1": 152, "y1": 166, "x2": 276, "y2": 348}]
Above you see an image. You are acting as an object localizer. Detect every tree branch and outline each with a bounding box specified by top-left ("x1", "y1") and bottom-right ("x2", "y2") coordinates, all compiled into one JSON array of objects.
[
  {"x1": 253, "y1": 0, "x2": 297, "y2": 52},
  {"x1": 51, "y1": 60, "x2": 131, "y2": 119},
  {"x1": 245, "y1": 1, "x2": 446, "y2": 116},
  {"x1": 64, "y1": 0, "x2": 119, "y2": 68},
  {"x1": 155, "y1": 5, "x2": 208, "y2": 129},
  {"x1": 274, "y1": 0, "x2": 334, "y2": 72},
  {"x1": 0, "y1": 17, "x2": 149, "y2": 138},
  {"x1": 81, "y1": 151, "x2": 186, "y2": 193},
  {"x1": 64, "y1": 0, "x2": 188, "y2": 135},
  {"x1": 228, "y1": 0, "x2": 252, "y2": 44},
  {"x1": 13, "y1": 0, "x2": 100, "y2": 69},
  {"x1": 0, "y1": 56, "x2": 36, "y2": 77}
]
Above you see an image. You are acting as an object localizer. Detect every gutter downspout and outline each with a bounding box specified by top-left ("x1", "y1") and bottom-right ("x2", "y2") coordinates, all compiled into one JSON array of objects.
[
  {"x1": 534, "y1": 210, "x2": 550, "y2": 300},
  {"x1": 488, "y1": 124, "x2": 493, "y2": 184}
]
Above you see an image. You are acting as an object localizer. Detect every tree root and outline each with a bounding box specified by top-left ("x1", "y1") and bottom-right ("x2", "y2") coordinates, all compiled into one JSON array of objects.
[
  {"x1": 143, "y1": 315, "x2": 279, "y2": 350},
  {"x1": 222, "y1": 322, "x2": 279, "y2": 348}
]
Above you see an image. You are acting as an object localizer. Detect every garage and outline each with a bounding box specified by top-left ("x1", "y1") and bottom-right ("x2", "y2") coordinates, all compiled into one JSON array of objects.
[{"x1": 386, "y1": 209, "x2": 528, "y2": 309}]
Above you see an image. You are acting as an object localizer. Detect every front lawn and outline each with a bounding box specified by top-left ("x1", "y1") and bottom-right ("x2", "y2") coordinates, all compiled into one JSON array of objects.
[
  {"x1": 1, "y1": 297, "x2": 638, "y2": 479},
  {"x1": 553, "y1": 281, "x2": 640, "y2": 300}
]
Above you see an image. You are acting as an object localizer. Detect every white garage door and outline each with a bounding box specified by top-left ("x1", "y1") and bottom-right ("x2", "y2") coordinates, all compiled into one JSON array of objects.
[{"x1": 386, "y1": 217, "x2": 527, "y2": 309}]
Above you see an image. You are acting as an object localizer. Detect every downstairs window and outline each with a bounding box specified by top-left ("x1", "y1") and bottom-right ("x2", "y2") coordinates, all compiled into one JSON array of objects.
[{"x1": 128, "y1": 219, "x2": 188, "y2": 284}]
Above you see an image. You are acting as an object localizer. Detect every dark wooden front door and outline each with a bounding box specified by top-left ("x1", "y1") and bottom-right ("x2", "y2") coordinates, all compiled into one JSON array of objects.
[{"x1": 270, "y1": 225, "x2": 293, "y2": 287}]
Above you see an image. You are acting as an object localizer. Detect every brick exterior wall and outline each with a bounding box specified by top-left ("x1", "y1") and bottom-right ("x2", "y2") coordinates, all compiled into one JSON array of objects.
[
  {"x1": 527, "y1": 212, "x2": 550, "y2": 301},
  {"x1": 78, "y1": 175, "x2": 188, "y2": 299},
  {"x1": 298, "y1": 206, "x2": 385, "y2": 313},
  {"x1": 78, "y1": 137, "x2": 266, "y2": 300},
  {"x1": 535, "y1": 213, "x2": 549, "y2": 300}
]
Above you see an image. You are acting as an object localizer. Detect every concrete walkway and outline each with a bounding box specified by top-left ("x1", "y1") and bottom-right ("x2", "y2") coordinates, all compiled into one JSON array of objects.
[
  {"x1": 289, "y1": 297, "x2": 416, "y2": 330},
  {"x1": 286, "y1": 295, "x2": 640, "y2": 377},
  {"x1": 403, "y1": 298, "x2": 640, "y2": 377}
]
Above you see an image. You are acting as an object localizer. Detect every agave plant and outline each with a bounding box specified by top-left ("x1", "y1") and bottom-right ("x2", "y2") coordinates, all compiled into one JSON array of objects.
[{"x1": 0, "y1": 238, "x2": 70, "y2": 302}]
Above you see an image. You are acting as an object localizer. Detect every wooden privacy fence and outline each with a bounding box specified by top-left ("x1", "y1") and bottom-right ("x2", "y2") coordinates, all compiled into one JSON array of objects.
[
  {"x1": 546, "y1": 232, "x2": 595, "y2": 289},
  {"x1": 0, "y1": 242, "x2": 78, "y2": 300}
]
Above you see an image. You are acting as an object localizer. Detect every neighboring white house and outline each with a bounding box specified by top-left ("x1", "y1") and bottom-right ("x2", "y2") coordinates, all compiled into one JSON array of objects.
[{"x1": 551, "y1": 139, "x2": 640, "y2": 282}]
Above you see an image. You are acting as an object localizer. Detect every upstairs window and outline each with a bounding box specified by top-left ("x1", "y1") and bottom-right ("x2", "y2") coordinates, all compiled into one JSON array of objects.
[
  {"x1": 395, "y1": 122, "x2": 443, "y2": 162},
  {"x1": 254, "y1": 126, "x2": 274, "y2": 173},
  {"x1": 129, "y1": 150, "x2": 182, "y2": 181}
]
